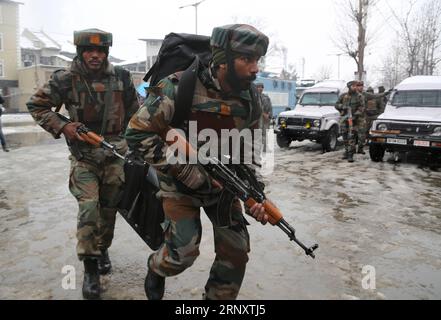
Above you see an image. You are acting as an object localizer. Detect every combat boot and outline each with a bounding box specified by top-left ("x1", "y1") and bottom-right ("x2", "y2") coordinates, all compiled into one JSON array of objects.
[
  {"x1": 348, "y1": 153, "x2": 355, "y2": 163},
  {"x1": 97, "y1": 249, "x2": 112, "y2": 275},
  {"x1": 144, "y1": 257, "x2": 165, "y2": 300},
  {"x1": 82, "y1": 258, "x2": 101, "y2": 300},
  {"x1": 357, "y1": 147, "x2": 366, "y2": 155},
  {"x1": 342, "y1": 151, "x2": 349, "y2": 160},
  {"x1": 2, "y1": 145, "x2": 9, "y2": 152}
]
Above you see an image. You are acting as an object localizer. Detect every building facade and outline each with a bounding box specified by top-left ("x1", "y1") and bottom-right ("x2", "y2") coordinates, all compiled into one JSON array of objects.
[
  {"x1": 139, "y1": 38, "x2": 162, "y2": 72},
  {"x1": 0, "y1": 0, "x2": 21, "y2": 109}
]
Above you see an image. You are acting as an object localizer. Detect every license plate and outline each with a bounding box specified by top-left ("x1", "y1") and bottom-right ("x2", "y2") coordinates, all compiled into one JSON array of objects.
[
  {"x1": 414, "y1": 140, "x2": 430, "y2": 147},
  {"x1": 387, "y1": 138, "x2": 407, "y2": 145}
]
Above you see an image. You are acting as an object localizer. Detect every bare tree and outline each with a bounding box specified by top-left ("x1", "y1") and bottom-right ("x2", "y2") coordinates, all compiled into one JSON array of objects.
[
  {"x1": 314, "y1": 65, "x2": 334, "y2": 82},
  {"x1": 380, "y1": 34, "x2": 407, "y2": 88},
  {"x1": 334, "y1": 0, "x2": 379, "y2": 80},
  {"x1": 388, "y1": 0, "x2": 441, "y2": 77},
  {"x1": 280, "y1": 64, "x2": 298, "y2": 80}
]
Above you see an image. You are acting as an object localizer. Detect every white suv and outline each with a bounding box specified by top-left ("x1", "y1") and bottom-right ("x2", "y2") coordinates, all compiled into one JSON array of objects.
[
  {"x1": 275, "y1": 80, "x2": 347, "y2": 152},
  {"x1": 369, "y1": 76, "x2": 441, "y2": 161}
]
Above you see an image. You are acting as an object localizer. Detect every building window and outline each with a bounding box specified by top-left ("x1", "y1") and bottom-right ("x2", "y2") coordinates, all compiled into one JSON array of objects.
[
  {"x1": 0, "y1": 60, "x2": 4, "y2": 78},
  {"x1": 40, "y1": 56, "x2": 51, "y2": 65},
  {"x1": 0, "y1": 6, "x2": 3, "y2": 24},
  {"x1": 0, "y1": 33, "x2": 3, "y2": 52}
]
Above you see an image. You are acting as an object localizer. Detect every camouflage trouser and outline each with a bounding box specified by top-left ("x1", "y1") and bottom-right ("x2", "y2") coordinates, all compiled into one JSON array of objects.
[
  {"x1": 341, "y1": 118, "x2": 367, "y2": 153},
  {"x1": 69, "y1": 156, "x2": 125, "y2": 260},
  {"x1": 149, "y1": 195, "x2": 250, "y2": 300}
]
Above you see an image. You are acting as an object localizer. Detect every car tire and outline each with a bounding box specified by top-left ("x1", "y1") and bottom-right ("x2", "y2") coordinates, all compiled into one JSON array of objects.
[
  {"x1": 322, "y1": 126, "x2": 338, "y2": 152},
  {"x1": 369, "y1": 144, "x2": 385, "y2": 162},
  {"x1": 277, "y1": 133, "x2": 291, "y2": 148}
]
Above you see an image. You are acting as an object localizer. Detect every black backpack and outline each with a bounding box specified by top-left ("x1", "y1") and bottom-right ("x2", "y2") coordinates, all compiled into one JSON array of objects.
[
  {"x1": 144, "y1": 32, "x2": 261, "y2": 127},
  {"x1": 144, "y1": 33, "x2": 212, "y2": 127},
  {"x1": 144, "y1": 33, "x2": 211, "y2": 87}
]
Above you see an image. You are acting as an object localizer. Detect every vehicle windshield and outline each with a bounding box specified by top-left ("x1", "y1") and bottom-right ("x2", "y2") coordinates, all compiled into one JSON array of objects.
[
  {"x1": 300, "y1": 92, "x2": 339, "y2": 106},
  {"x1": 391, "y1": 90, "x2": 441, "y2": 107}
]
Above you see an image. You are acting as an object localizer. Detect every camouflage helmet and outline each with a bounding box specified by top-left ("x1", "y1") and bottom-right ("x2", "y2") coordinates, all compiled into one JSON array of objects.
[
  {"x1": 347, "y1": 81, "x2": 357, "y2": 88},
  {"x1": 210, "y1": 24, "x2": 269, "y2": 57},
  {"x1": 74, "y1": 28, "x2": 113, "y2": 47}
]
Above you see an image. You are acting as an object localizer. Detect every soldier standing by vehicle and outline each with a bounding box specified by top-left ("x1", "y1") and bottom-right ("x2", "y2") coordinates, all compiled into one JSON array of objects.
[
  {"x1": 378, "y1": 86, "x2": 389, "y2": 110},
  {"x1": 27, "y1": 29, "x2": 139, "y2": 300},
  {"x1": 364, "y1": 86, "x2": 389, "y2": 138},
  {"x1": 336, "y1": 81, "x2": 366, "y2": 162},
  {"x1": 125, "y1": 24, "x2": 270, "y2": 300},
  {"x1": 365, "y1": 87, "x2": 378, "y2": 137},
  {"x1": 256, "y1": 83, "x2": 273, "y2": 152}
]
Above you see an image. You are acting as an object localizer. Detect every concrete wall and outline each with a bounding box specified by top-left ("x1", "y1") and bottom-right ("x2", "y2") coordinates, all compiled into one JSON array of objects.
[{"x1": 17, "y1": 65, "x2": 59, "y2": 112}]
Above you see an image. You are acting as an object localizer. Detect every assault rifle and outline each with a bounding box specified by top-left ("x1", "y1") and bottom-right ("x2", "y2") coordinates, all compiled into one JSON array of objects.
[
  {"x1": 57, "y1": 113, "x2": 125, "y2": 161},
  {"x1": 150, "y1": 112, "x2": 319, "y2": 259},
  {"x1": 346, "y1": 105, "x2": 354, "y2": 142},
  {"x1": 57, "y1": 113, "x2": 163, "y2": 249}
]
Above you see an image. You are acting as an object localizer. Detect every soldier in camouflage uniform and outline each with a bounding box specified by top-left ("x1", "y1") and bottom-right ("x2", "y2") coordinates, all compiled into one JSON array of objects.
[
  {"x1": 363, "y1": 87, "x2": 387, "y2": 138},
  {"x1": 378, "y1": 86, "x2": 389, "y2": 109},
  {"x1": 336, "y1": 81, "x2": 366, "y2": 163},
  {"x1": 125, "y1": 24, "x2": 270, "y2": 300},
  {"x1": 256, "y1": 83, "x2": 273, "y2": 152},
  {"x1": 27, "y1": 29, "x2": 139, "y2": 300}
]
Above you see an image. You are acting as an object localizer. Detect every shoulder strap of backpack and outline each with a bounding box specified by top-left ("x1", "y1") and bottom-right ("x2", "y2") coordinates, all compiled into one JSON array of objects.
[{"x1": 171, "y1": 56, "x2": 201, "y2": 127}]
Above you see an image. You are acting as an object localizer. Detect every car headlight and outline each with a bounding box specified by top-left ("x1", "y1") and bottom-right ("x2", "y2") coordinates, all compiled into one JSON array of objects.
[
  {"x1": 377, "y1": 123, "x2": 388, "y2": 131},
  {"x1": 313, "y1": 120, "x2": 321, "y2": 128},
  {"x1": 279, "y1": 118, "x2": 287, "y2": 125},
  {"x1": 433, "y1": 127, "x2": 441, "y2": 136}
]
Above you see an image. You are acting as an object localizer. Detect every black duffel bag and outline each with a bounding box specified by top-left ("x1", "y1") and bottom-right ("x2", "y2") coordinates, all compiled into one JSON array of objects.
[{"x1": 118, "y1": 159, "x2": 164, "y2": 251}]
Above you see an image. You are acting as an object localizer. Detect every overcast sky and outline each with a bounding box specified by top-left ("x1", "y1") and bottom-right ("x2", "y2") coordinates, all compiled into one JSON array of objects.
[{"x1": 19, "y1": 0, "x2": 405, "y2": 85}]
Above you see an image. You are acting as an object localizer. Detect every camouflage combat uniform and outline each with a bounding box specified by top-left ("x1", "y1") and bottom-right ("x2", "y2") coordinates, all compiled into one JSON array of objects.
[
  {"x1": 336, "y1": 90, "x2": 366, "y2": 155},
  {"x1": 259, "y1": 92, "x2": 273, "y2": 152},
  {"x1": 125, "y1": 24, "x2": 268, "y2": 300},
  {"x1": 364, "y1": 91, "x2": 387, "y2": 136},
  {"x1": 27, "y1": 30, "x2": 139, "y2": 260}
]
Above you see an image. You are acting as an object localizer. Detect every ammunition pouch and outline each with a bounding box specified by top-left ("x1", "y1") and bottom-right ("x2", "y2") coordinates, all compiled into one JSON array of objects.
[{"x1": 216, "y1": 190, "x2": 236, "y2": 228}]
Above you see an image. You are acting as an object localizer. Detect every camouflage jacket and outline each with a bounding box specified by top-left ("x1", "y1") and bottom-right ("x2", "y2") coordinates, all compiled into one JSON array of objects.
[
  {"x1": 336, "y1": 91, "x2": 366, "y2": 121},
  {"x1": 27, "y1": 58, "x2": 139, "y2": 163},
  {"x1": 363, "y1": 92, "x2": 386, "y2": 117},
  {"x1": 259, "y1": 93, "x2": 273, "y2": 128},
  {"x1": 125, "y1": 67, "x2": 263, "y2": 204}
]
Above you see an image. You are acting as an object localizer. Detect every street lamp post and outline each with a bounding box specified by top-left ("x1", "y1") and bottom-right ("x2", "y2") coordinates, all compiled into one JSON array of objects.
[{"x1": 179, "y1": 0, "x2": 207, "y2": 35}]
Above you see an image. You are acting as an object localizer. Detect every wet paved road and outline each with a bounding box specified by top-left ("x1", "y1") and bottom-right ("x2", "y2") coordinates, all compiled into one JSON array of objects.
[{"x1": 0, "y1": 139, "x2": 440, "y2": 300}]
